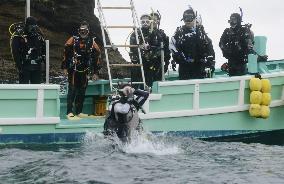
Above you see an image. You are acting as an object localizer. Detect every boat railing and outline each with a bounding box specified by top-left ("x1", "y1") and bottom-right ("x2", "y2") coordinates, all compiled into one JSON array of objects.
[
  {"x1": 0, "y1": 84, "x2": 60, "y2": 125},
  {"x1": 141, "y1": 72, "x2": 284, "y2": 119}
]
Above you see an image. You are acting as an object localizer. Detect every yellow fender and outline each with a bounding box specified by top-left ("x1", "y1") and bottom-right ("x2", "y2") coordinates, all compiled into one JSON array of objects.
[
  {"x1": 250, "y1": 91, "x2": 262, "y2": 104},
  {"x1": 261, "y1": 93, "x2": 271, "y2": 106},
  {"x1": 261, "y1": 79, "x2": 271, "y2": 93},
  {"x1": 249, "y1": 77, "x2": 262, "y2": 91},
  {"x1": 260, "y1": 105, "x2": 270, "y2": 119},
  {"x1": 249, "y1": 104, "x2": 261, "y2": 117}
]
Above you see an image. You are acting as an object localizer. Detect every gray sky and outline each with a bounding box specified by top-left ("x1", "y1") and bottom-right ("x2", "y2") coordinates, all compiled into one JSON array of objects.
[{"x1": 97, "y1": 0, "x2": 284, "y2": 67}]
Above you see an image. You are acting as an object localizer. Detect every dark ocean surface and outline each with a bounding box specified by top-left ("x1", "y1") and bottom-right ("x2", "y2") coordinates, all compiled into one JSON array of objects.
[{"x1": 0, "y1": 132, "x2": 284, "y2": 184}]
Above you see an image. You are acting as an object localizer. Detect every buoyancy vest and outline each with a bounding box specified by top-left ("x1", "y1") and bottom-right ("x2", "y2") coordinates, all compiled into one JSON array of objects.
[
  {"x1": 10, "y1": 30, "x2": 45, "y2": 70},
  {"x1": 220, "y1": 25, "x2": 254, "y2": 61},
  {"x1": 174, "y1": 26, "x2": 206, "y2": 62},
  {"x1": 110, "y1": 100, "x2": 135, "y2": 124},
  {"x1": 72, "y1": 36, "x2": 94, "y2": 72},
  {"x1": 24, "y1": 34, "x2": 45, "y2": 65}
]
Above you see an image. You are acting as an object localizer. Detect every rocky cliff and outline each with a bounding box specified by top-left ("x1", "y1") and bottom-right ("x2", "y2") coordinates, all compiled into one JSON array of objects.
[{"x1": 0, "y1": 0, "x2": 128, "y2": 83}]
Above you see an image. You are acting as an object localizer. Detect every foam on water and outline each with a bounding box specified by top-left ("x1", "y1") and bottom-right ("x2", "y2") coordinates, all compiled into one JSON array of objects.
[
  {"x1": 83, "y1": 131, "x2": 105, "y2": 143},
  {"x1": 1, "y1": 131, "x2": 284, "y2": 184},
  {"x1": 117, "y1": 132, "x2": 181, "y2": 155},
  {"x1": 83, "y1": 131, "x2": 181, "y2": 155}
]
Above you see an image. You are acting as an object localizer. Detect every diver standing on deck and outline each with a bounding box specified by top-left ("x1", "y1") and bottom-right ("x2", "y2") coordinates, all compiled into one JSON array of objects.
[
  {"x1": 129, "y1": 12, "x2": 170, "y2": 88},
  {"x1": 170, "y1": 7, "x2": 215, "y2": 80},
  {"x1": 10, "y1": 16, "x2": 46, "y2": 84},
  {"x1": 129, "y1": 14, "x2": 151, "y2": 89},
  {"x1": 148, "y1": 11, "x2": 171, "y2": 84},
  {"x1": 219, "y1": 12, "x2": 254, "y2": 76},
  {"x1": 62, "y1": 21, "x2": 101, "y2": 120}
]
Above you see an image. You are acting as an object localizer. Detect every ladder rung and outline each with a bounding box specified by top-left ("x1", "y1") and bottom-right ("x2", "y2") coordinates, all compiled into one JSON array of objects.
[
  {"x1": 101, "y1": 6, "x2": 132, "y2": 10},
  {"x1": 106, "y1": 26, "x2": 136, "y2": 29},
  {"x1": 110, "y1": 64, "x2": 142, "y2": 67},
  {"x1": 105, "y1": 45, "x2": 138, "y2": 48}
]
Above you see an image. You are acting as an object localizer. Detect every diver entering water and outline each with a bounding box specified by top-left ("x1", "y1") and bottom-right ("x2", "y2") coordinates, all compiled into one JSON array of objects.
[
  {"x1": 62, "y1": 21, "x2": 102, "y2": 120},
  {"x1": 103, "y1": 83, "x2": 149, "y2": 142},
  {"x1": 10, "y1": 16, "x2": 46, "y2": 84}
]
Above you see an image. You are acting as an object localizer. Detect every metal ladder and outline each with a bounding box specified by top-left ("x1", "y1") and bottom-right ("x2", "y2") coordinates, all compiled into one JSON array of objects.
[{"x1": 96, "y1": 0, "x2": 147, "y2": 91}]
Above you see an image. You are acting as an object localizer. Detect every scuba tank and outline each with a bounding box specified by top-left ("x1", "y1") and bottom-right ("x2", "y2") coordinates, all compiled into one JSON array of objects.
[
  {"x1": 9, "y1": 22, "x2": 25, "y2": 36},
  {"x1": 103, "y1": 84, "x2": 149, "y2": 142}
]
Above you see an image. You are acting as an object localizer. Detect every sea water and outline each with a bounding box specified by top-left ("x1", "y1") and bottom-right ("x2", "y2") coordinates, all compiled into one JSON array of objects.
[{"x1": 0, "y1": 132, "x2": 284, "y2": 184}]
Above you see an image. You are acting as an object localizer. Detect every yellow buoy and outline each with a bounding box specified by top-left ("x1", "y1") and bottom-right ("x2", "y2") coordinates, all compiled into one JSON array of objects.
[
  {"x1": 261, "y1": 93, "x2": 271, "y2": 106},
  {"x1": 249, "y1": 104, "x2": 261, "y2": 117},
  {"x1": 249, "y1": 77, "x2": 262, "y2": 91},
  {"x1": 261, "y1": 79, "x2": 271, "y2": 93},
  {"x1": 260, "y1": 105, "x2": 270, "y2": 119},
  {"x1": 250, "y1": 91, "x2": 262, "y2": 104}
]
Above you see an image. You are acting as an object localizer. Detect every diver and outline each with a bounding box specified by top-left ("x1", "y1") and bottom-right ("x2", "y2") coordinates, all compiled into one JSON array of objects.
[
  {"x1": 62, "y1": 21, "x2": 102, "y2": 120},
  {"x1": 196, "y1": 14, "x2": 215, "y2": 78},
  {"x1": 147, "y1": 11, "x2": 171, "y2": 84},
  {"x1": 10, "y1": 16, "x2": 46, "y2": 84},
  {"x1": 170, "y1": 7, "x2": 215, "y2": 80},
  {"x1": 130, "y1": 12, "x2": 171, "y2": 88},
  {"x1": 103, "y1": 83, "x2": 149, "y2": 142},
  {"x1": 129, "y1": 14, "x2": 151, "y2": 89},
  {"x1": 219, "y1": 12, "x2": 254, "y2": 76}
]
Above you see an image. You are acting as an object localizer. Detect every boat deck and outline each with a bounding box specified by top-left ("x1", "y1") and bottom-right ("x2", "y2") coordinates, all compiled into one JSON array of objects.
[{"x1": 56, "y1": 116, "x2": 105, "y2": 129}]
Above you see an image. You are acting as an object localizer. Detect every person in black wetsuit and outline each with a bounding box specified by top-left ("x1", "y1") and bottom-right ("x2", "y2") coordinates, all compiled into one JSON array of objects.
[
  {"x1": 10, "y1": 16, "x2": 46, "y2": 84},
  {"x1": 219, "y1": 13, "x2": 254, "y2": 76},
  {"x1": 170, "y1": 7, "x2": 215, "y2": 80},
  {"x1": 62, "y1": 21, "x2": 102, "y2": 120}
]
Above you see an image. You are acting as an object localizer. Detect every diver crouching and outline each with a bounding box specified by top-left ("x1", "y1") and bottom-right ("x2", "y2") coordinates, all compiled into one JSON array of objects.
[{"x1": 103, "y1": 83, "x2": 149, "y2": 143}]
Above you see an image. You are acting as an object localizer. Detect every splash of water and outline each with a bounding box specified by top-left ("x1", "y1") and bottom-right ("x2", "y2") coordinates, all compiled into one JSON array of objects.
[
  {"x1": 83, "y1": 131, "x2": 105, "y2": 144},
  {"x1": 119, "y1": 132, "x2": 181, "y2": 155},
  {"x1": 82, "y1": 131, "x2": 181, "y2": 155}
]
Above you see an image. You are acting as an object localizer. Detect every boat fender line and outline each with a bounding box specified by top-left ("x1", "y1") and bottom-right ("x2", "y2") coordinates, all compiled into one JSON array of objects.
[{"x1": 249, "y1": 76, "x2": 271, "y2": 118}]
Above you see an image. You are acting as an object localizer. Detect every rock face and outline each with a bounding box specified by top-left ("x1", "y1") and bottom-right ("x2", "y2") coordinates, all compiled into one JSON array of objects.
[{"x1": 0, "y1": 0, "x2": 129, "y2": 82}]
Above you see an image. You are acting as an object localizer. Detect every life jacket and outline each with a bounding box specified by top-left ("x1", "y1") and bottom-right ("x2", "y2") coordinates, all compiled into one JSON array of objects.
[
  {"x1": 222, "y1": 25, "x2": 254, "y2": 59},
  {"x1": 71, "y1": 36, "x2": 94, "y2": 72},
  {"x1": 63, "y1": 36, "x2": 100, "y2": 72},
  {"x1": 110, "y1": 99, "x2": 135, "y2": 124},
  {"x1": 108, "y1": 89, "x2": 149, "y2": 123},
  {"x1": 174, "y1": 25, "x2": 206, "y2": 62},
  {"x1": 10, "y1": 23, "x2": 45, "y2": 69},
  {"x1": 24, "y1": 34, "x2": 45, "y2": 65}
]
